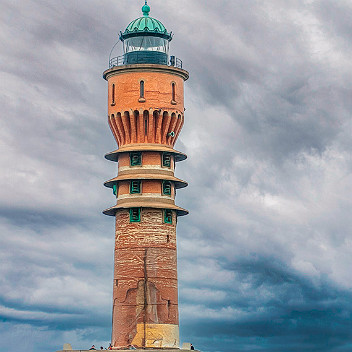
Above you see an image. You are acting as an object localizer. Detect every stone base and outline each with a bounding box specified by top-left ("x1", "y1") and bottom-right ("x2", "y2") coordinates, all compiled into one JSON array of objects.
[
  {"x1": 56, "y1": 350, "x2": 200, "y2": 352},
  {"x1": 56, "y1": 342, "x2": 200, "y2": 352}
]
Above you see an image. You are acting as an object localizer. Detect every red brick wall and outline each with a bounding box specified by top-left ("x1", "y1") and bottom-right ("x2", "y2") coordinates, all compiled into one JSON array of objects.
[{"x1": 112, "y1": 208, "x2": 178, "y2": 347}]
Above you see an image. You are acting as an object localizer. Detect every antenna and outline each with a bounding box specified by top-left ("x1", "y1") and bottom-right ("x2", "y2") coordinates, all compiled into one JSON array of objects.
[{"x1": 108, "y1": 39, "x2": 120, "y2": 65}]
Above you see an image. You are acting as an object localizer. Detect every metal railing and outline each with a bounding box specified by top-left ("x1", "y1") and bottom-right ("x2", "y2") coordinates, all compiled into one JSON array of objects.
[
  {"x1": 109, "y1": 56, "x2": 125, "y2": 67},
  {"x1": 109, "y1": 54, "x2": 183, "y2": 69},
  {"x1": 170, "y1": 56, "x2": 183, "y2": 69}
]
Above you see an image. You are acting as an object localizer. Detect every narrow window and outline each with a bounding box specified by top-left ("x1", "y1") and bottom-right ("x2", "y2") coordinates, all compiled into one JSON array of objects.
[
  {"x1": 162, "y1": 152, "x2": 172, "y2": 168},
  {"x1": 140, "y1": 80, "x2": 145, "y2": 98},
  {"x1": 171, "y1": 82, "x2": 176, "y2": 103},
  {"x1": 113, "y1": 184, "x2": 118, "y2": 196},
  {"x1": 144, "y1": 116, "x2": 148, "y2": 135},
  {"x1": 162, "y1": 181, "x2": 172, "y2": 196},
  {"x1": 130, "y1": 152, "x2": 142, "y2": 166},
  {"x1": 111, "y1": 84, "x2": 116, "y2": 105},
  {"x1": 115, "y1": 279, "x2": 118, "y2": 287},
  {"x1": 164, "y1": 209, "x2": 172, "y2": 224},
  {"x1": 130, "y1": 208, "x2": 141, "y2": 222},
  {"x1": 166, "y1": 234, "x2": 170, "y2": 243},
  {"x1": 130, "y1": 180, "x2": 141, "y2": 194}
]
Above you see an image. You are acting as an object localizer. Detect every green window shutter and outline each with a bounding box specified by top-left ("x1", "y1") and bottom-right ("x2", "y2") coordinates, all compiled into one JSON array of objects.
[
  {"x1": 164, "y1": 209, "x2": 172, "y2": 224},
  {"x1": 162, "y1": 152, "x2": 172, "y2": 167},
  {"x1": 130, "y1": 152, "x2": 142, "y2": 166},
  {"x1": 113, "y1": 184, "x2": 118, "y2": 196},
  {"x1": 162, "y1": 181, "x2": 172, "y2": 195},
  {"x1": 130, "y1": 208, "x2": 141, "y2": 222},
  {"x1": 130, "y1": 180, "x2": 141, "y2": 194}
]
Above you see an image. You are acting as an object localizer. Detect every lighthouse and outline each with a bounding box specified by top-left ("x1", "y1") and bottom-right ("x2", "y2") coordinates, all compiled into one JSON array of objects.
[{"x1": 103, "y1": 2, "x2": 189, "y2": 349}]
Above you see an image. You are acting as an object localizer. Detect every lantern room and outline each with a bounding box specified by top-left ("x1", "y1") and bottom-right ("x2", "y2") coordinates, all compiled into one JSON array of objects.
[{"x1": 119, "y1": 1, "x2": 173, "y2": 65}]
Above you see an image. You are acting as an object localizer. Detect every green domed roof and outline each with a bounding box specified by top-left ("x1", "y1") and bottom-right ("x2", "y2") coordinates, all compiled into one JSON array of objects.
[
  {"x1": 125, "y1": 16, "x2": 166, "y2": 33},
  {"x1": 120, "y1": 1, "x2": 172, "y2": 41}
]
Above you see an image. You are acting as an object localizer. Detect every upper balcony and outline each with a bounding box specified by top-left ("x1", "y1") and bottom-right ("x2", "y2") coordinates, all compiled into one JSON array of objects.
[{"x1": 109, "y1": 53, "x2": 183, "y2": 69}]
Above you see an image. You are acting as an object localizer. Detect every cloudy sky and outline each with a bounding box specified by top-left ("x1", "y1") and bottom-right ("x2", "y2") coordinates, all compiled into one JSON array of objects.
[{"x1": 1, "y1": 0, "x2": 352, "y2": 351}]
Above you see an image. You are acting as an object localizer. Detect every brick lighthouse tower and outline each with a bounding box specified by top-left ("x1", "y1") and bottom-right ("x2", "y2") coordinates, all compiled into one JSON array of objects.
[{"x1": 103, "y1": 2, "x2": 189, "y2": 349}]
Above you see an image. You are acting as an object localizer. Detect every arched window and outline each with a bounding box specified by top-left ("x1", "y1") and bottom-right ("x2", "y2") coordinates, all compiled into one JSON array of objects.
[
  {"x1": 140, "y1": 80, "x2": 144, "y2": 98},
  {"x1": 111, "y1": 84, "x2": 116, "y2": 105},
  {"x1": 144, "y1": 115, "x2": 148, "y2": 136},
  {"x1": 171, "y1": 82, "x2": 176, "y2": 103}
]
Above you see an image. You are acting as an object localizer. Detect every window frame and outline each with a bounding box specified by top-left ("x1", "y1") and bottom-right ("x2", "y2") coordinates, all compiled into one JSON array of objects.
[
  {"x1": 162, "y1": 152, "x2": 172, "y2": 168},
  {"x1": 164, "y1": 209, "x2": 173, "y2": 224},
  {"x1": 130, "y1": 180, "x2": 141, "y2": 194},
  {"x1": 113, "y1": 184, "x2": 118, "y2": 196},
  {"x1": 162, "y1": 180, "x2": 172, "y2": 196},
  {"x1": 111, "y1": 83, "x2": 116, "y2": 106},
  {"x1": 140, "y1": 80, "x2": 145, "y2": 98},
  {"x1": 130, "y1": 152, "x2": 142, "y2": 166},
  {"x1": 130, "y1": 208, "x2": 141, "y2": 222},
  {"x1": 171, "y1": 82, "x2": 176, "y2": 104},
  {"x1": 139, "y1": 80, "x2": 146, "y2": 102}
]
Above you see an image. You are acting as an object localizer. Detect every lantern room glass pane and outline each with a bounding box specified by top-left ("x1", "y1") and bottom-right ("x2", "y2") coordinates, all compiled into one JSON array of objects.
[{"x1": 124, "y1": 36, "x2": 169, "y2": 54}]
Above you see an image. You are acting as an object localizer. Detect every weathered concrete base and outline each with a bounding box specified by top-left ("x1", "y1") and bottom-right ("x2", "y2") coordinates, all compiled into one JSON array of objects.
[
  {"x1": 56, "y1": 350, "x2": 200, "y2": 352},
  {"x1": 56, "y1": 342, "x2": 200, "y2": 352}
]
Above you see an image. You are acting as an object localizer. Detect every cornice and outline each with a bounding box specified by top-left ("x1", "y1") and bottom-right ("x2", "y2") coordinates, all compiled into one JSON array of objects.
[{"x1": 103, "y1": 64, "x2": 189, "y2": 81}]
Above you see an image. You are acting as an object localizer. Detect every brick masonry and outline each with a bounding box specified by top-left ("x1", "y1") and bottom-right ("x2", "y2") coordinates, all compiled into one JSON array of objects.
[
  {"x1": 103, "y1": 63, "x2": 189, "y2": 349},
  {"x1": 112, "y1": 209, "x2": 179, "y2": 347},
  {"x1": 106, "y1": 69, "x2": 185, "y2": 149}
]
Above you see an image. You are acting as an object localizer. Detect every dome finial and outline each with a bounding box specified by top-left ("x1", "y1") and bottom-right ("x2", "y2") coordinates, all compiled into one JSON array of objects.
[{"x1": 142, "y1": 1, "x2": 150, "y2": 16}]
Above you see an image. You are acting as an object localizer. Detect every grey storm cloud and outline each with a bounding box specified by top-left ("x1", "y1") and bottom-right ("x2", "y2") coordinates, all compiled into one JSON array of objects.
[{"x1": 1, "y1": 0, "x2": 352, "y2": 351}]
